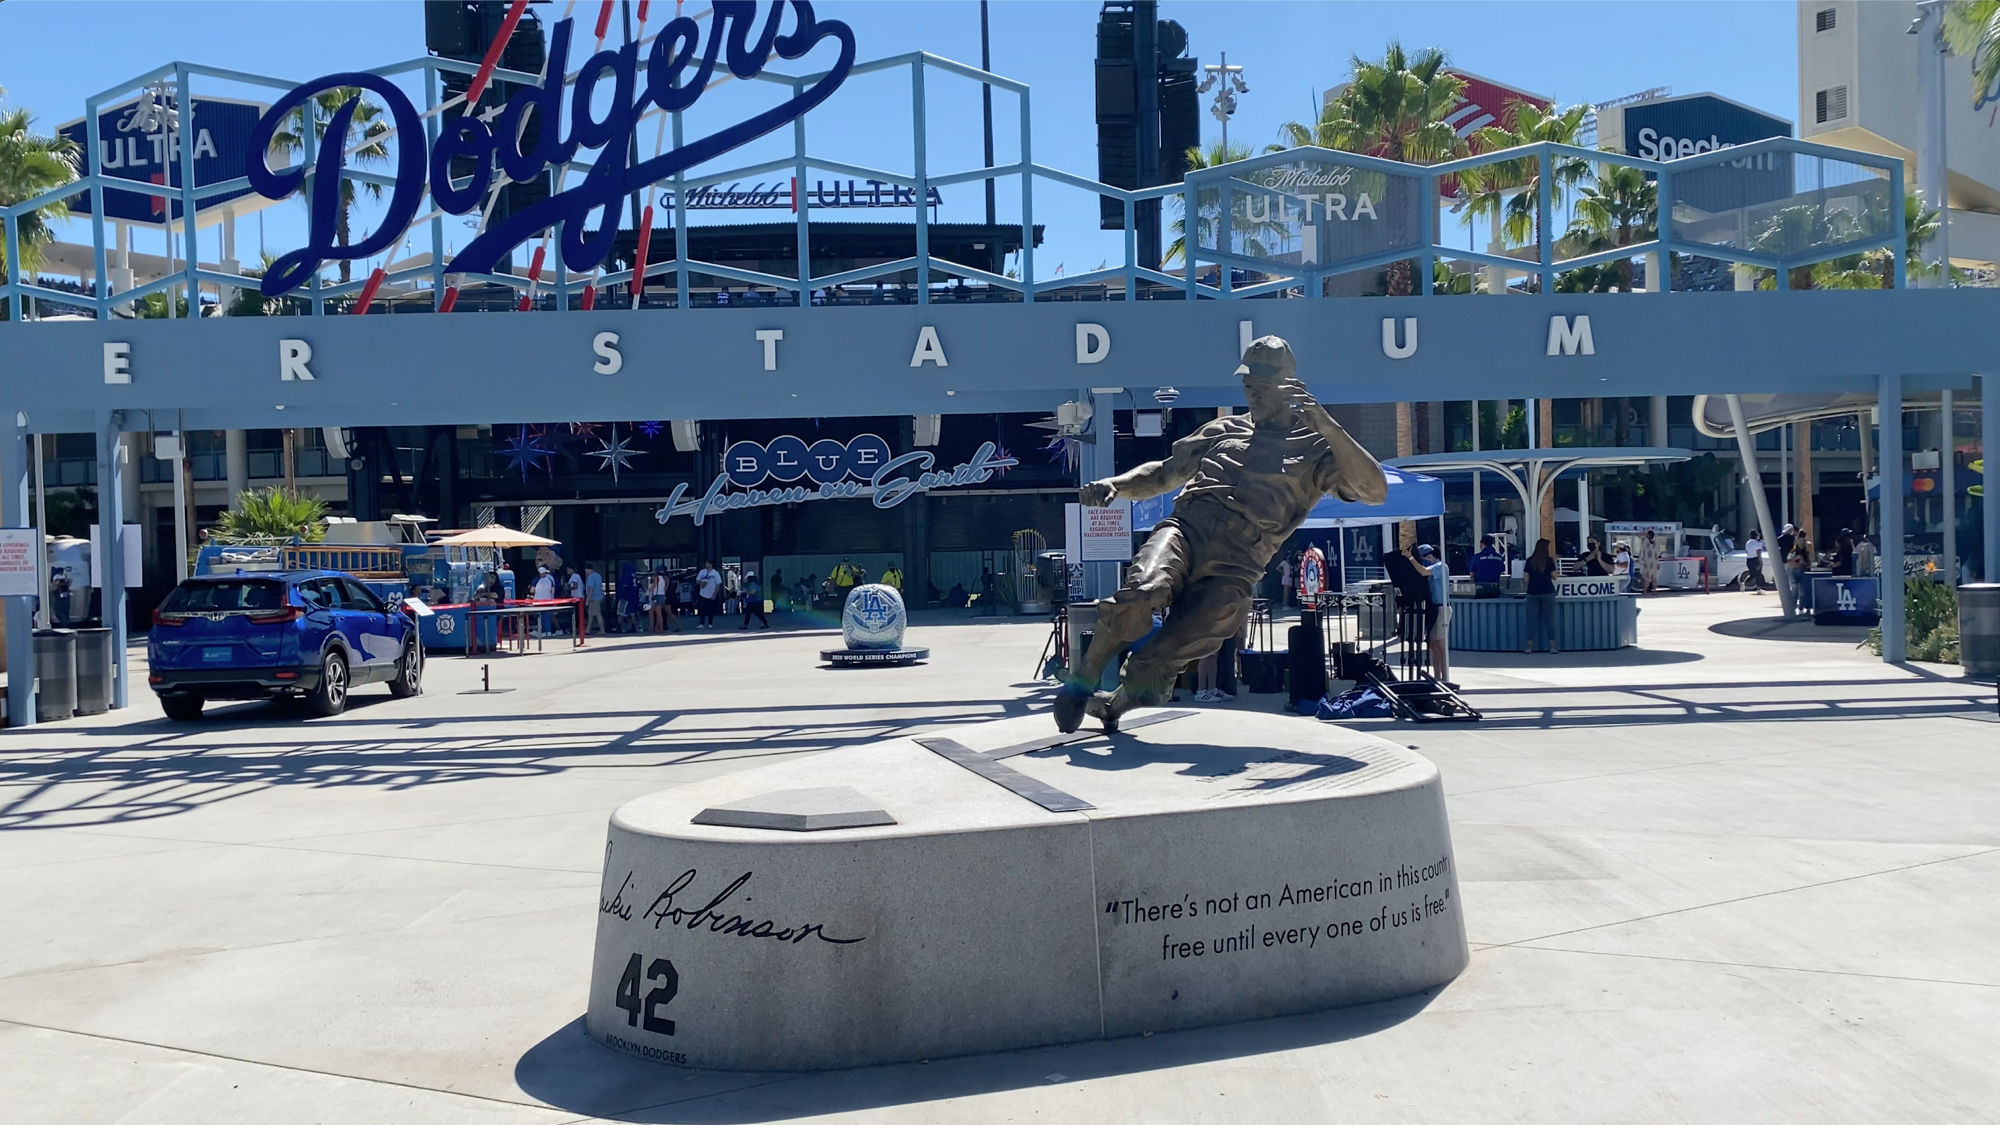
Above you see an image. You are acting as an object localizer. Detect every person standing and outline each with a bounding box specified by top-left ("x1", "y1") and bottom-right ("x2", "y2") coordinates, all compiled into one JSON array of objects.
[
  {"x1": 696, "y1": 560, "x2": 723, "y2": 629},
  {"x1": 564, "y1": 568, "x2": 585, "y2": 636},
  {"x1": 1579, "y1": 537, "x2": 1611, "y2": 577},
  {"x1": 1854, "y1": 534, "x2": 1877, "y2": 578},
  {"x1": 1743, "y1": 531, "x2": 1766, "y2": 593},
  {"x1": 831, "y1": 556, "x2": 859, "y2": 597},
  {"x1": 1523, "y1": 538, "x2": 1559, "y2": 654},
  {"x1": 739, "y1": 570, "x2": 770, "y2": 630},
  {"x1": 1832, "y1": 530, "x2": 1855, "y2": 577},
  {"x1": 646, "y1": 571, "x2": 667, "y2": 633},
  {"x1": 1635, "y1": 529, "x2": 1662, "y2": 595},
  {"x1": 880, "y1": 562, "x2": 903, "y2": 592},
  {"x1": 1787, "y1": 531, "x2": 1815, "y2": 594},
  {"x1": 1417, "y1": 544, "x2": 1452, "y2": 684},
  {"x1": 1277, "y1": 554, "x2": 1294, "y2": 608},
  {"x1": 1470, "y1": 534, "x2": 1507, "y2": 597},
  {"x1": 584, "y1": 565, "x2": 606, "y2": 635},
  {"x1": 533, "y1": 566, "x2": 556, "y2": 636}
]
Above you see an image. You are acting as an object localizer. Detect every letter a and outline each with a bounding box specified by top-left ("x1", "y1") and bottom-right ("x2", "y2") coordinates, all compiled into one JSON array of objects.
[
  {"x1": 910, "y1": 326, "x2": 948, "y2": 368},
  {"x1": 1381, "y1": 317, "x2": 1417, "y2": 360}
]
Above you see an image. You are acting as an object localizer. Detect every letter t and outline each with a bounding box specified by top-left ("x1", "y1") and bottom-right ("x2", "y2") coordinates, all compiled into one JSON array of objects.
[{"x1": 755, "y1": 329, "x2": 783, "y2": 372}]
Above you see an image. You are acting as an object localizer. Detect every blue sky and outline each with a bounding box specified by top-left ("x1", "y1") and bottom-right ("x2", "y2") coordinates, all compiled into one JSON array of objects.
[{"x1": 0, "y1": 0, "x2": 1800, "y2": 281}]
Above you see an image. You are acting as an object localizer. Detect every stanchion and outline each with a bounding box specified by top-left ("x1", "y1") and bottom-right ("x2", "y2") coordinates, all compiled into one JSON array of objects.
[{"x1": 458, "y1": 662, "x2": 516, "y2": 695}]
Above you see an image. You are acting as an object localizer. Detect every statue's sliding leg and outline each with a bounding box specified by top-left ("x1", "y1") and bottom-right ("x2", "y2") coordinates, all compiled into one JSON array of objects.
[
  {"x1": 1055, "y1": 523, "x2": 1187, "y2": 732},
  {"x1": 1092, "y1": 575, "x2": 1253, "y2": 730}
]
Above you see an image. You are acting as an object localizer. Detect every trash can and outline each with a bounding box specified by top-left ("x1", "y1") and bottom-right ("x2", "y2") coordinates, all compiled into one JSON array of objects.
[
  {"x1": 72, "y1": 627, "x2": 113, "y2": 716},
  {"x1": 1960, "y1": 584, "x2": 2000, "y2": 683},
  {"x1": 1800, "y1": 568, "x2": 1833, "y2": 612},
  {"x1": 32, "y1": 628, "x2": 78, "y2": 723}
]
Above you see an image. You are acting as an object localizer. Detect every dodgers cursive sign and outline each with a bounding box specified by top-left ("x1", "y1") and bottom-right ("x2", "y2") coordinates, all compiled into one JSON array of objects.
[
  {"x1": 657, "y1": 440, "x2": 1018, "y2": 525},
  {"x1": 246, "y1": 0, "x2": 856, "y2": 296}
]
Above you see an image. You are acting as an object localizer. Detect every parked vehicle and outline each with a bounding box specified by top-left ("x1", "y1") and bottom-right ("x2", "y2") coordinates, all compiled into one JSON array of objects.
[
  {"x1": 1682, "y1": 527, "x2": 1750, "y2": 590},
  {"x1": 147, "y1": 570, "x2": 423, "y2": 721}
]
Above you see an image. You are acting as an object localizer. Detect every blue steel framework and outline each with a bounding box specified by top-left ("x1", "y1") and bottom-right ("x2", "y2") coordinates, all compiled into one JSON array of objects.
[
  {"x1": 0, "y1": 53, "x2": 1923, "y2": 315},
  {"x1": 1, "y1": 46, "x2": 1996, "y2": 727}
]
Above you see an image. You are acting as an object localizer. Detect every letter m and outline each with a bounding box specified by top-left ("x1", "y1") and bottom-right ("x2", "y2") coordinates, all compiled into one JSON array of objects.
[{"x1": 1546, "y1": 315, "x2": 1594, "y2": 357}]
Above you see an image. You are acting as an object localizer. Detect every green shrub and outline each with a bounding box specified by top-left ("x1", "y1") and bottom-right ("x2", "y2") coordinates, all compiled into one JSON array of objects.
[{"x1": 1866, "y1": 578, "x2": 1960, "y2": 663}]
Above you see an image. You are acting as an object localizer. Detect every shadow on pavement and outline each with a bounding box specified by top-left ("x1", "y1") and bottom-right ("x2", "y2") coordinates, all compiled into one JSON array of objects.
[
  {"x1": 1707, "y1": 614, "x2": 1875, "y2": 644},
  {"x1": 514, "y1": 988, "x2": 1442, "y2": 1123},
  {"x1": 0, "y1": 698, "x2": 1039, "y2": 832}
]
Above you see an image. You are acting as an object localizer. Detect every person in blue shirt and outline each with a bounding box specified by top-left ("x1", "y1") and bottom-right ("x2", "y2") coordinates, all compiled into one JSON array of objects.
[
  {"x1": 1416, "y1": 543, "x2": 1452, "y2": 684},
  {"x1": 1469, "y1": 534, "x2": 1507, "y2": 597}
]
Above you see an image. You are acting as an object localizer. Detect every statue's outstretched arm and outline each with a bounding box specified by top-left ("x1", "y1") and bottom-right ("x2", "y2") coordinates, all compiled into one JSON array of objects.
[{"x1": 1079, "y1": 423, "x2": 1222, "y2": 506}]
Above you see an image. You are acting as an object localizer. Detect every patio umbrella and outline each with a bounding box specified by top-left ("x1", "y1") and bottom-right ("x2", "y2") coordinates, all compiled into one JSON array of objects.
[{"x1": 429, "y1": 526, "x2": 560, "y2": 549}]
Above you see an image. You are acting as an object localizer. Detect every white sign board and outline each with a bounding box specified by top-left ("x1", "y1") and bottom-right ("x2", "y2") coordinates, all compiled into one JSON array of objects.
[
  {"x1": 1065, "y1": 501, "x2": 1135, "y2": 563},
  {"x1": 1555, "y1": 575, "x2": 1625, "y2": 599},
  {"x1": 1655, "y1": 557, "x2": 1705, "y2": 590},
  {"x1": 0, "y1": 528, "x2": 40, "y2": 596},
  {"x1": 88, "y1": 524, "x2": 144, "y2": 588}
]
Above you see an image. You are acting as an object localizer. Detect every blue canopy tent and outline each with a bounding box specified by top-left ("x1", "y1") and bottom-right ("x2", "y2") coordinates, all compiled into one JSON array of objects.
[
  {"x1": 1128, "y1": 466, "x2": 1446, "y2": 590},
  {"x1": 1129, "y1": 465, "x2": 1445, "y2": 531}
]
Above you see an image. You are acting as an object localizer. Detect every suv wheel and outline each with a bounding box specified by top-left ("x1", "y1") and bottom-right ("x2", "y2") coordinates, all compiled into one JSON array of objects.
[
  {"x1": 161, "y1": 693, "x2": 204, "y2": 722},
  {"x1": 389, "y1": 639, "x2": 423, "y2": 698},
  {"x1": 308, "y1": 650, "x2": 350, "y2": 717}
]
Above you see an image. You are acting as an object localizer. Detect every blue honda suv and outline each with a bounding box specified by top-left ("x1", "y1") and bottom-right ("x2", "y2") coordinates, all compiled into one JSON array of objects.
[{"x1": 148, "y1": 570, "x2": 423, "y2": 721}]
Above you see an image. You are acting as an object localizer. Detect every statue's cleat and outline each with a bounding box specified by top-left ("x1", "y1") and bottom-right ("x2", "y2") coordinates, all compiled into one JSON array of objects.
[
  {"x1": 1053, "y1": 687, "x2": 1090, "y2": 733},
  {"x1": 1086, "y1": 693, "x2": 1121, "y2": 734}
]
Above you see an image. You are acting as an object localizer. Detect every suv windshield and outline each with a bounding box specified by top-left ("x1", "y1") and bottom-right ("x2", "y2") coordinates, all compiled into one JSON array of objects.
[{"x1": 161, "y1": 580, "x2": 289, "y2": 612}]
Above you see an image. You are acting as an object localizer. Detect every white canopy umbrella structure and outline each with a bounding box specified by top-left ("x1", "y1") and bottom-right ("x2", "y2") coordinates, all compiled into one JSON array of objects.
[
  {"x1": 1385, "y1": 447, "x2": 1693, "y2": 562},
  {"x1": 429, "y1": 526, "x2": 560, "y2": 549}
]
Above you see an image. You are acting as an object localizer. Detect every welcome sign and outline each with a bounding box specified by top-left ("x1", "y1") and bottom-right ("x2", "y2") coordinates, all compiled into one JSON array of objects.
[{"x1": 246, "y1": 1, "x2": 856, "y2": 295}]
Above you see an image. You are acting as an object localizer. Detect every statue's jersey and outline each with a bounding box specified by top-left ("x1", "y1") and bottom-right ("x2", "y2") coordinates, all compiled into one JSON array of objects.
[{"x1": 1167, "y1": 416, "x2": 1346, "y2": 566}]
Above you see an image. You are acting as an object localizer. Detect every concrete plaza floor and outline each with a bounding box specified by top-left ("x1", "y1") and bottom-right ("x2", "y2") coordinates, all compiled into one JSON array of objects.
[{"x1": 2, "y1": 592, "x2": 1995, "y2": 1123}]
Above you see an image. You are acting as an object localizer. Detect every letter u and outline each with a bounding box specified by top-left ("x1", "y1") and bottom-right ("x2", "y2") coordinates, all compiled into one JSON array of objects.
[{"x1": 1381, "y1": 316, "x2": 1418, "y2": 360}]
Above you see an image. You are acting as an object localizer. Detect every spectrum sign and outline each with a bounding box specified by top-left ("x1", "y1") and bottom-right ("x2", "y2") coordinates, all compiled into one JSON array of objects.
[{"x1": 245, "y1": 0, "x2": 856, "y2": 296}]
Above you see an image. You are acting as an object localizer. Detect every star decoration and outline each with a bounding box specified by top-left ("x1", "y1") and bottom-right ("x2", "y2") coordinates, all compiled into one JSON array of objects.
[
  {"x1": 588, "y1": 424, "x2": 644, "y2": 483},
  {"x1": 498, "y1": 425, "x2": 555, "y2": 481},
  {"x1": 992, "y1": 445, "x2": 1015, "y2": 476},
  {"x1": 568, "y1": 421, "x2": 602, "y2": 438},
  {"x1": 1042, "y1": 434, "x2": 1079, "y2": 473},
  {"x1": 637, "y1": 420, "x2": 665, "y2": 438}
]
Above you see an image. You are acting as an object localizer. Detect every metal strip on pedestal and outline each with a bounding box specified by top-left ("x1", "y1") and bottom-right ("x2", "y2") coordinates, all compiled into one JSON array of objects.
[
  {"x1": 914, "y1": 736, "x2": 1096, "y2": 813},
  {"x1": 983, "y1": 709, "x2": 1197, "y2": 760}
]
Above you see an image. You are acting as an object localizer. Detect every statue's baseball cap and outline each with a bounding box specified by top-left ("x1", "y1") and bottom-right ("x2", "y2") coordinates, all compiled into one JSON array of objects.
[{"x1": 1234, "y1": 335, "x2": 1296, "y2": 382}]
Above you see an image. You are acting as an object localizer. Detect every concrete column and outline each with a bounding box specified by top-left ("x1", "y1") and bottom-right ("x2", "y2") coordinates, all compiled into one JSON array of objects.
[
  {"x1": 1469, "y1": 402, "x2": 1482, "y2": 547},
  {"x1": 2, "y1": 421, "x2": 35, "y2": 726},
  {"x1": 1982, "y1": 373, "x2": 1999, "y2": 582},
  {"x1": 1857, "y1": 410, "x2": 1876, "y2": 538},
  {"x1": 1084, "y1": 391, "x2": 1119, "y2": 601},
  {"x1": 224, "y1": 429, "x2": 249, "y2": 509},
  {"x1": 1731, "y1": 264, "x2": 1757, "y2": 292},
  {"x1": 1940, "y1": 389, "x2": 1957, "y2": 585},
  {"x1": 1795, "y1": 421, "x2": 1815, "y2": 542},
  {"x1": 1878, "y1": 374, "x2": 1906, "y2": 663},
  {"x1": 96, "y1": 414, "x2": 129, "y2": 708},
  {"x1": 1650, "y1": 396, "x2": 1670, "y2": 448},
  {"x1": 1727, "y1": 395, "x2": 1796, "y2": 620}
]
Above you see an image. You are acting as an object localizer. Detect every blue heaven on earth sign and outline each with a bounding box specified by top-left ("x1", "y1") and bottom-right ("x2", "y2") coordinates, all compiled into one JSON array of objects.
[
  {"x1": 245, "y1": 0, "x2": 857, "y2": 295},
  {"x1": 657, "y1": 435, "x2": 1018, "y2": 525}
]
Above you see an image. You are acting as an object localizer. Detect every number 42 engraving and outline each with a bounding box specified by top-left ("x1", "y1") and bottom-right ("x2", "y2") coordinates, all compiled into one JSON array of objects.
[{"x1": 614, "y1": 954, "x2": 679, "y2": 1035}]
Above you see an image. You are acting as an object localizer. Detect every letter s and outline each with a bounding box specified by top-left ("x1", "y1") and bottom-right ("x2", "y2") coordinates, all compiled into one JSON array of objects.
[
  {"x1": 1636, "y1": 127, "x2": 1658, "y2": 161},
  {"x1": 593, "y1": 331, "x2": 623, "y2": 374}
]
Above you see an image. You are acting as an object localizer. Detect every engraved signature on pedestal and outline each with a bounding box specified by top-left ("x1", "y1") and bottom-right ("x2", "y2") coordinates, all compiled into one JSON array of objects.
[{"x1": 600, "y1": 868, "x2": 864, "y2": 945}]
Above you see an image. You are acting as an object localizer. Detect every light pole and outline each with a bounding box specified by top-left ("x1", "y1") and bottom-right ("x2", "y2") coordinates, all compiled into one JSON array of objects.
[
  {"x1": 1196, "y1": 53, "x2": 1248, "y2": 153},
  {"x1": 1909, "y1": 0, "x2": 1952, "y2": 286}
]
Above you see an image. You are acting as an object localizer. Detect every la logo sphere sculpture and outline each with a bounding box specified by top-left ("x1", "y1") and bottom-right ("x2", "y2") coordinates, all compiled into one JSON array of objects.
[{"x1": 823, "y1": 583, "x2": 929, "y2": 666}]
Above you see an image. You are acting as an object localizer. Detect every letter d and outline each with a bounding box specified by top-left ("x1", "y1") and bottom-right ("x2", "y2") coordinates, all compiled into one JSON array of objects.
[{"x1": 1076, "y1": 323, "x2": 1110, "y2": 364}]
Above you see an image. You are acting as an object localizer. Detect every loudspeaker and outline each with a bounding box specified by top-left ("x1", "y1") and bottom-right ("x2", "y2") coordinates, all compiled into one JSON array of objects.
[
  {"x1": 1240, "y1": 650, "x2": 1286, "y2": 694},
  {"x1": 1287, "y1": 623, "x2": 1327, "y2": 707}
]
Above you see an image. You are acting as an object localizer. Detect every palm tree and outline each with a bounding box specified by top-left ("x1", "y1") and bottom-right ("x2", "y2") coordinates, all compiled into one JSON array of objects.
[
  {"x1": 214, "y1": 486, "x2": 327, "y2": 543},
  {"x1": 1564, "y1": 163, "x2": 1659, "y2": 291},
  {"x1": 1945, "y1": 1, "x2": 2000, "y2": 110},
  {"x1": 1280, "y1": 44, "x2": 1468, "y2": 483},
  {"x1": 1458, "y1": 102, "x2": 1592, "y2": 250},
  {"x1": 264, "y1": 88, "x2": 391, "y2": 284},
  {"x1": 0, "y1": 89, "x2": 81, "y2": 292},
  {"x1": 1165, "y1": 140, "x2": 1271, "y2": 269}
]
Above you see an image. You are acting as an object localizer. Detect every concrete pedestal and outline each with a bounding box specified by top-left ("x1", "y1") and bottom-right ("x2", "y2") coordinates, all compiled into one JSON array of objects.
[{"x1": 587, "y1": 710, "x2": 1467, "y2": 1071}]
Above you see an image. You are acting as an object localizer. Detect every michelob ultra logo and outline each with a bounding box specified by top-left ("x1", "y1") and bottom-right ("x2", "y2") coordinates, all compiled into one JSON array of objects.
[{"x1": 245, "y1": 1, "x2": 855, "y2": 296}]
